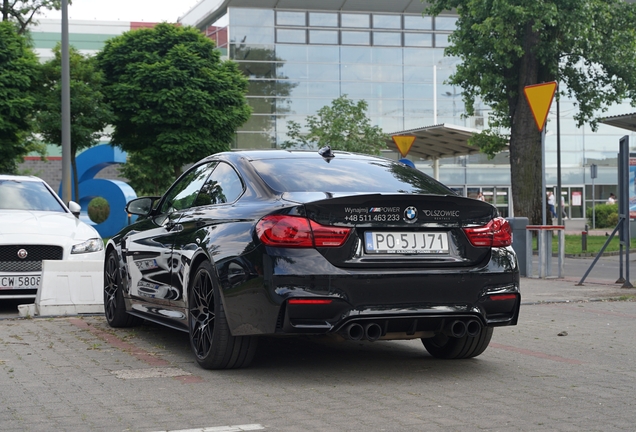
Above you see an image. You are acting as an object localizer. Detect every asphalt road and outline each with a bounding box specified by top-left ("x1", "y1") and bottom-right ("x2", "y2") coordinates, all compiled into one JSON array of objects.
[
  {"x1": 1, "y1": 254, "x2": 635, "y2": 431},
  {"x1": 547, "y1": 252, "x2": 635, "y2": 283},
  {"x1": 1, "y1": 299, "x2": 636, "y2": 431}
]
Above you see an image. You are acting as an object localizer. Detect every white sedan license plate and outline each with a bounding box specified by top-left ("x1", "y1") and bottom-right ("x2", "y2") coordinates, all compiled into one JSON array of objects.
[
  {"x1": 0, "y1": 275, "x2": 41, "y2": 290},
  {"x1": 365, "y1": 231, "x2": 449, "y2": 254}
]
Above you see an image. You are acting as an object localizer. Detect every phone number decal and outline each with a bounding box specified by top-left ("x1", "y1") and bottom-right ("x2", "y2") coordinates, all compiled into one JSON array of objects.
[{"x1": 345, "y1": 213, "x2": 401, "y2": 222}]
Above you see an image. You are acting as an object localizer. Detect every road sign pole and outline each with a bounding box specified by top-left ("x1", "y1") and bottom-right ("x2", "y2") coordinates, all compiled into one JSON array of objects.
[
  {"x1": 556, "y1": 92, "x2": 562, "y2": 226},
  {"x1": 541, "y1": 127, "x2": 547, "y2": 226}
]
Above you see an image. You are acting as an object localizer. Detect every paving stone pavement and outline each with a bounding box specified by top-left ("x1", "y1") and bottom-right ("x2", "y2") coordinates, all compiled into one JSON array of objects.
[{"x1": 2, "y1": 272, "x2": 636, "y2": 431}]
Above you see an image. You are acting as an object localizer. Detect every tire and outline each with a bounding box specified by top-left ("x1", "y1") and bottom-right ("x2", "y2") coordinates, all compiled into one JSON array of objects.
[
  {"x1": 188, "y1": 260, "x2": 258, "y2": 370},
  {"x1": 103, "y1": 250, "x2": 143, "y2": 328},
  {"x1": 422, "y1": 326, "x2": 493, "y2": 359}
]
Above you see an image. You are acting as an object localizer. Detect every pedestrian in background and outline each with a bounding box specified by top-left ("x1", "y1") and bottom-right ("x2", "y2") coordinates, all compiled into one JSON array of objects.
[
  {"x1": 560, "y1": 195, "x2": 567, "y2": 220},
  {"x1": 607, "y1": 193, "x2": 616, "y2": 205},
  {"x1": 547, "y1": 191, "x2": 556, "y2": 218}
]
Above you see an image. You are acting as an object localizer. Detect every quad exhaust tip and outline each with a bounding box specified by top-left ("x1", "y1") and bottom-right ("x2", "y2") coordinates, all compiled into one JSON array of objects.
[
  {"x1": 466, "y1": 319, "x2": 481, "y2": 337},
  {"x1": 345, "y1": 323, "x2": 364, "y2": 341},
  {"x1": 444, "y1": 319, "x2": 482, "y2": 338},
  {"x1": 364, "y1": 323, "x2": 382, "y2": 341},
  {"x1": 343, "y1": 322, "x2": 383, "y2": 341},
  {"x1": 343, "y1": 319, "x2": 482, "y2": 341}
]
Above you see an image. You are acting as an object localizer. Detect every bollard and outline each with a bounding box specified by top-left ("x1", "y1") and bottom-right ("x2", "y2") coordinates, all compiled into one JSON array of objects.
[
  {"x1": 582, "y1": 230, "x2": 588, "y2": 251},
  {"x1": 526, "y1": 225, "x2": 565, "y2": 278}
]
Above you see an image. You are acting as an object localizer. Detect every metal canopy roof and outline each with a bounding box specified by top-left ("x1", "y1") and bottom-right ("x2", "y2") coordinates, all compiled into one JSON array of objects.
[
  {"x1": 180, "y1": 0, "x2": 427, "y2": 29},
  {"x1": 598, "y1": 112, "x2": 636, "y2": 132},
  {"x1": 388, "y1": 124, "x2": 484, "y2": 160}
]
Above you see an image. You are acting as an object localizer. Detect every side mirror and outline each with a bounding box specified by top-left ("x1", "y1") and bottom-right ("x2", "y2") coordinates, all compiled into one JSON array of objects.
[
  {"x1": 126, "y1": 197, "x2": 158, "y2": 217},
  {"x1": 67, "y1": 201, "x2": 81, "y2": 218}
]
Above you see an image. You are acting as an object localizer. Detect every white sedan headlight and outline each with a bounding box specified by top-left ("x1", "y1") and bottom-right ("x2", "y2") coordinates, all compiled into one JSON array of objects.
[{"x1": 71, "y1": 238, "x2": 104, "y2": 254}]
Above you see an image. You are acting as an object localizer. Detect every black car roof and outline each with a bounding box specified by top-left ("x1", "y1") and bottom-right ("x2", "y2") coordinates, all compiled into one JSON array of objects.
[{"x1": 205, "y1": 149, "x2": 386, "y2": 163}]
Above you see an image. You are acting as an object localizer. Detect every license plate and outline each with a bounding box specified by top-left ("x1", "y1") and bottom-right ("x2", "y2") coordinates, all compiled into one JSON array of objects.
[
  {"x1": 0, "y1": 275, "x2": 41, "y2": 290},
  {"x1": 365, "y1": 231, "x2": 449, "y2": 254}
]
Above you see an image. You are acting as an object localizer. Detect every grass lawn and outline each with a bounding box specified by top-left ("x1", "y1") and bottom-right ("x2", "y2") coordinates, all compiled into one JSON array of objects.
[{"x1": 531, "y1": 234, "x2": 629, "y2": 255}]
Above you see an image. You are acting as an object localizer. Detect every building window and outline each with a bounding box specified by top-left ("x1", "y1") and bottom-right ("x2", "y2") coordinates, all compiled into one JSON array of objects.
[
  {"x1": 435, "y1": 33, "x2": 451, "y2": 47},
  {"x1": 277, "y1": 29, "x2": 307, "y2": 44},
  {"x1": 229, "y1": 8, "x2": 274, "y2": 27},
  {"x1": 405, "y1": 33, "x2": 433, "y2": 47},
  {"x1": 372, "y1": 14, "x2": 401, "y2": 29},
  {"x1": 276, "y1": 11, "x2": 306, "y2": 26},
  {"x1": 435, "y1": 16, "x2": 457, "y2": 30},
  {"x1": 342, "y1": 31, "x2": 370, "y2": 45},
  {"x1": 230, "y1": 26, "x2": 275, "y2": 44},
  {"x1": 231, "y1": 44, "x2": 276, "y2": 61},
  {"x1": 341, "y1": 13, "x2": 370, "y2": 28},
  {"x1": 404, "y1": 15, "x2": 432, "y2": 30},
  {"x1": 237, "y1": 61, "x2": 276, "y2": 79},
  {"x1": 309, "y1": 30, "x2": 338, "y2": 45},
  {"x1": 309, "y1": 12, "x2": 338, "y2": 27},
  {"x1": 307, "y1": 45, "x2": 340, "y2": 63},
  {"x1": 373, "y1": 32, "x2": 401, "y2": 46}
]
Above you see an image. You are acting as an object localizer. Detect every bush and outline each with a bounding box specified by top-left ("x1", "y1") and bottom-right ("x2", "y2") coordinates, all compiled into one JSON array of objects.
[
  {"x1": 586, "y1": 203, "x2": 618, "y2": 228},
  {"x1": 87, "y1": 197, "x2": 110, "y2": 224}
]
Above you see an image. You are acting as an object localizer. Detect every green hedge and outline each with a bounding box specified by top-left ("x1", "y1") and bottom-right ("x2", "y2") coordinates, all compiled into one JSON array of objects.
[{"x1": 586, "y1": 203, "x2": 618, "y2": 228}]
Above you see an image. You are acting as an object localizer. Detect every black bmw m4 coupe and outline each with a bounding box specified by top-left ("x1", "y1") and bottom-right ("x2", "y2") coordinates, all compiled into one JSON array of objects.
[{"x1": 104, "y1": 149, "x2": 520, "y2": 369}]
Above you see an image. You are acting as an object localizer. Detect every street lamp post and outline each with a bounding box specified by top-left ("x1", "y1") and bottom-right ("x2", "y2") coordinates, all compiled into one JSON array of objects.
[{"x1": 61, "y1": 0, "x2": 71, "y2": 203}]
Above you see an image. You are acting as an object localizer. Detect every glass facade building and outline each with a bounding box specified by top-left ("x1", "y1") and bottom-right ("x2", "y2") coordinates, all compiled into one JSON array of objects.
[{"x1": 223, "y1": 8, "x2": 466, "y2": 149}]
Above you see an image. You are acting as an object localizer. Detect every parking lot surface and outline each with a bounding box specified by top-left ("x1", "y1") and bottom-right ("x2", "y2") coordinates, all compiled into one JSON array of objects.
[{"x1": 1, "y1": 254, "x2": 636, "y2": 431}]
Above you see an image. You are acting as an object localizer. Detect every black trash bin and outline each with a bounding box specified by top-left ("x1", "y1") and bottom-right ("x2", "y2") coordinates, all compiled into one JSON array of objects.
[{"x1": 506, "y1": 217, "x2": 528, "y2": 277}]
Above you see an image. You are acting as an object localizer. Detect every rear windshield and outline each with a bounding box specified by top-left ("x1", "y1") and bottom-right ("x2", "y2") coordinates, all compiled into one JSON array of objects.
[
  {"x1": 0, "y1": 179, "x2": 66, "y2": 212},
  {"x1": 250, "y1": 157, "x2": 454, "y2": 195}
]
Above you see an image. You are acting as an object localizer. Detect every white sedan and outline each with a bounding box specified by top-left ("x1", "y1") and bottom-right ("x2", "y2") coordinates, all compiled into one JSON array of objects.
[{"x1": 0, "y1": 175, "x2": 105, "y2": 299}]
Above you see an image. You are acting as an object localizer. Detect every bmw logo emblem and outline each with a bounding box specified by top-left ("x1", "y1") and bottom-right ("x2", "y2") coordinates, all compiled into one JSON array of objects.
[{"x1": 404, "y1": 206, "x2": 418, "y2": 223}]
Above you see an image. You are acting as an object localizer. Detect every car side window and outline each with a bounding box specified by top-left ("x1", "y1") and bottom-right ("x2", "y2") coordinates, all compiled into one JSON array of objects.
[
  {"x1": 193, "y1": 162, "x2": 243, "y2": 206},
  {"x1": 159, "y1": 163, "x2": 217, "y2": 214}
]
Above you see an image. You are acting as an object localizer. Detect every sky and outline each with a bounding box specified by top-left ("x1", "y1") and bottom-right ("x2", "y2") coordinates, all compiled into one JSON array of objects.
[{"x1": 40, "y1": 0, "x2": 201, "y2": 23}]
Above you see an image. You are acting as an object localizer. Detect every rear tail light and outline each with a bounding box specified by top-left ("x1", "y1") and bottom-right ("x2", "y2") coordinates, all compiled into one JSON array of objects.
[
  {"x1": 310, "y1": 220, "x2": 351, "y2": 247},
  {"x1": 463, "y1": 217, "x2": 512, "y2": 247},
  {"x1": 288, "y1": 298, "x2": 333, "y2": 305},
  {"x1": 488, "y1": 293, "x2": 517, "y2": 301},
  {"x1": 256, "y1": 215, "x2": 351, "y2": 248}
]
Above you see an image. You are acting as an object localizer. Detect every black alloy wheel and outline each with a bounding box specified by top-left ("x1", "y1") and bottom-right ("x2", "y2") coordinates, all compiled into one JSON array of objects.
[
  {"x1": 188, "y1": 260, "x2": 257, "y2": 370},
  {"x1": 103, "y1": 250, "x2": 142, "y2": 327},
  {"x1": 422, "y1": 326, "x2": 493, "y2": 359}
]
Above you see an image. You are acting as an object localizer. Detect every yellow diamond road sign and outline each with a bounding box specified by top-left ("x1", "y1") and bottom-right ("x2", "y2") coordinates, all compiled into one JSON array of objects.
[
  {"x1": 392, "y1": 135, "x2": 416, "y2": 157},
  {"x1": 524, "y1": 81, "x2": 557, "y2": 132}
]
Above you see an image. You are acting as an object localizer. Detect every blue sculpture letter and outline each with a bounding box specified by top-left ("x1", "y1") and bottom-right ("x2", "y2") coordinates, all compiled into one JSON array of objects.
[{"x1": 59, "y1": 145, "x2": 136, "y2": 238}]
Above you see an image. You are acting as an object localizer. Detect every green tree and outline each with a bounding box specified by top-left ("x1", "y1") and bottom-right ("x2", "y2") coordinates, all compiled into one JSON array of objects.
[
  {"x1": 426, "y1": 0, "x2": 636, "y2": 224},
  {"x1": 118, "y1": 151, "x2": 175, "y2": 197},
  {"x1": 37, "y1": 43, "x2": 113, "y2": 200},
  {"x1": 0, "y1": 20, "x2": 40, "y2": 174},
  {"x1": 282, "y1": 95, "x2": 389, "y2": 155},
  {"x1": 96, "y1": 23, "x2": 251, "y2": 182},
  {"x1": 1, "y1": 0, "x2": 64, "y2": 34}
]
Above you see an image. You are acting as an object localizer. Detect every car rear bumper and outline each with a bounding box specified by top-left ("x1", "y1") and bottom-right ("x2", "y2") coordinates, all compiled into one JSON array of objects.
[
  {"x1": 222, "y1": 247, "x2": 520, "y2": 337},
  {"x1": 275, "y1": 274, "x2": 520, "y2": 336}
]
